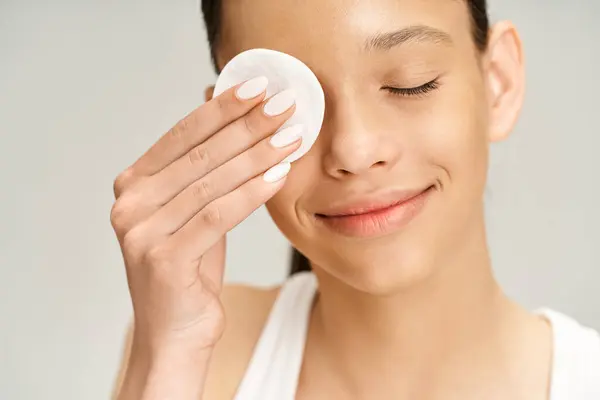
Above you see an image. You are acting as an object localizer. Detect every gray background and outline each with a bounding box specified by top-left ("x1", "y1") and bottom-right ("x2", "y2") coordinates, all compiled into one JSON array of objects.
[{"x1": 1, "y1": 1, "x2": 598, "y2": 399}]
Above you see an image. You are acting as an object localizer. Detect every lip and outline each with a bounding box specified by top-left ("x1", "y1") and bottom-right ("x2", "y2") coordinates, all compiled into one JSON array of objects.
[{"x1": 315, "y1": 186, "x2": 435, "y2": 238}]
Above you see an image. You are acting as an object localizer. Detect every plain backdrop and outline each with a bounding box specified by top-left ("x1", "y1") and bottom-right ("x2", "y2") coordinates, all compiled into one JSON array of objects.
[{"x1": 1, "y1": 1, "x2": 599, "y2": 399}]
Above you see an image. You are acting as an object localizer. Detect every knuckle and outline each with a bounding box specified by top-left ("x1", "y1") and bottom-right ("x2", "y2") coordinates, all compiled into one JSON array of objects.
[
  {"x1": 122, "y1": 228, "x2": 144, "y2": 253},
  {"x1": 110, "y1": 199, "x2": 132, "y2": 232},
  {"x1": 110, "y1": 201, "x2": 123, "y2": 229},
  {"x1": 175, "y1": 117, "x2": 191, "y2": 138},
  {"x1": 242, "y1": 115, "x2": 259, "y2": 137},
  {"x1": 144, "y1": 246, "x2": 172, "y2": 269},
  {"x1": 187, "y1": 145, "x2": 211, "y2": 168},
  {"x1": 200, "y1": 205, "x2": 222, "y2": 228},
  {"x1": 168, "y1": 117, "x2": 192, "y2": 150},
  {"x1": 192, "y1": 179, "x2": 212, "y2": 203},
  {"x1": 113, "y1": 167, "x2": 136, "y2": 198},
  {"x1": 214, "y1": 94, "x2": 228, "y2": 115}
]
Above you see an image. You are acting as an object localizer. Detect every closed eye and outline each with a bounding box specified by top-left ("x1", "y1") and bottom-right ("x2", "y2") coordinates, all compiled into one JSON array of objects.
[{"x1": 382, "y1": 78, "x2": 440, "y2": 97}]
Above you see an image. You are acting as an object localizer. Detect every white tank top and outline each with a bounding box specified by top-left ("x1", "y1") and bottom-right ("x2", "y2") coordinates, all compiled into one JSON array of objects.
[{"x1": 233, "y1": 272, "x2": 600, "y2": 400}]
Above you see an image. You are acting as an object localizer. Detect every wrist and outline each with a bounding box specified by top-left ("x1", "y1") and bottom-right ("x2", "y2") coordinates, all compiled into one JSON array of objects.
[
  {"x1": 119, "y1": 337, "x2": 214, "y2": 400},
  {"x1": 142, "y1": 346, "x2": 213, "y2": 400}
]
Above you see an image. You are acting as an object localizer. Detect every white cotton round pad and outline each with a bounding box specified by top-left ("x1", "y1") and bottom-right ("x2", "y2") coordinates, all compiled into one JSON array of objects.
[{"x1": 213, "y1": 48, "x2": 325, "y2": 163}]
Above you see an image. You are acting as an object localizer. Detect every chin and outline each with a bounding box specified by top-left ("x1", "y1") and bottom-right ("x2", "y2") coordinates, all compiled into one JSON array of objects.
[{"x1": 314, "y1": 236, "x2": 439, "y2": 295}]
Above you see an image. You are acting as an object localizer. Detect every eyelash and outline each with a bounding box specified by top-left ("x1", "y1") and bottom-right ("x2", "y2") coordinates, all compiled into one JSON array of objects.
[{"x1": 383, "y1": 78, "x2": 440, "y2": 98}]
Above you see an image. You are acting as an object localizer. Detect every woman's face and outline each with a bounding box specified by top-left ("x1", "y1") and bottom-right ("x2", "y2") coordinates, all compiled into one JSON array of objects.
[{"x1": 216, "y1": 0, "x2": 522, "y2": 293}]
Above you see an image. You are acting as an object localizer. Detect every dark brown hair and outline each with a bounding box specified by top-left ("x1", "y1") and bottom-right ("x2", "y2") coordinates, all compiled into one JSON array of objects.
[{"x1": 200, "y1": 0, "x2": 490, "y2": 275}]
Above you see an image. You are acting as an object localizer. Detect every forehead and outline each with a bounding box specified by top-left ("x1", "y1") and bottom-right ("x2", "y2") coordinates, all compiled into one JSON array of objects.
[{"x1": 218, "y1": 0, "x2": 473, "y2": 68}]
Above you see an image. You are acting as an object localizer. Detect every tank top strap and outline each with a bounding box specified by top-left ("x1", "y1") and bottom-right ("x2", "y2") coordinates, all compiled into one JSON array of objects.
[
  {"x1": 536, "y1": 308, "x2": 600, "y2": 399},
  {"x1": 234, "y1": 272, "x2": 318, "y2": 400}
]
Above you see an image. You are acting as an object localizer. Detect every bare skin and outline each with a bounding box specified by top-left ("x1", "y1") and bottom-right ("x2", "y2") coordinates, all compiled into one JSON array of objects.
[
  {"x1": 113, "y1": 0, "x2": 553, "y2": 399},
  {"x1": 111, "y1": 80, "x2": 302, "y2": 399}
]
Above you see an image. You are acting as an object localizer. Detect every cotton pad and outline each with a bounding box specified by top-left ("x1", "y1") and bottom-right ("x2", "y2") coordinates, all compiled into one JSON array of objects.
[{"x1": 213, "y1": 48, "x2": 326, "y2": 163}]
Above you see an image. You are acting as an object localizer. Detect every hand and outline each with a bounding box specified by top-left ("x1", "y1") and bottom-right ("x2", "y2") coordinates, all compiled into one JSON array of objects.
[{"x1": 110, "y1": 77, "x2": 299, "y2": 362}]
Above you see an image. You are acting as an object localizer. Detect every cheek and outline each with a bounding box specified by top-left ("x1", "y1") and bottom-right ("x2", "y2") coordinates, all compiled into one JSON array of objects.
[
  {"x1": 419, "y1": 76, "x2": 490, "y2": 192},
  {"x1": 264, "y1": 157, "x2": 319, "y2": 243}
]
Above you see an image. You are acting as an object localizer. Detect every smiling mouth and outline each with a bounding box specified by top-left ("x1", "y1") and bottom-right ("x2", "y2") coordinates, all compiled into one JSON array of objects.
[
  {"x1": 316, "y1": 185, "x2": 435, "y2": 218},
  {"x1": 314, "y1": 185, "x2": 436, "y2": 238}
]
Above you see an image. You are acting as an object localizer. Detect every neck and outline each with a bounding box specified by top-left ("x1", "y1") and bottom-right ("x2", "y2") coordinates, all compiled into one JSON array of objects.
[{"x1": 305, "y1": 219, "x2": 527, "y2": 397}]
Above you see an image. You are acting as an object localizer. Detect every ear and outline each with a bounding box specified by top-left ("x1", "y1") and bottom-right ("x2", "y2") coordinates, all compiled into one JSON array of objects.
[
  {"x1": 205, "y1": 86, "x2": 215, "y2": 102},
  {"x1": 484, "y1": 21, "x2": 525, "y2": 142}
]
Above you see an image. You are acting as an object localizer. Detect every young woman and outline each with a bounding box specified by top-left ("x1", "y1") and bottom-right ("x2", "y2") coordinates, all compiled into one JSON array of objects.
[{"x1": 111, "y1": 0, "x2": 600, "y2": 398}]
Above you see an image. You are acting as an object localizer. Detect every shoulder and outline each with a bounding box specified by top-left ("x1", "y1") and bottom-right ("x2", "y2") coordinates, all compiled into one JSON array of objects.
[
  {"x1": 538, "y1": 309, "x2": 600, "y2": 398},
  {"x1": 204, "y1": 283, "x2": 281, "y2": 399}
]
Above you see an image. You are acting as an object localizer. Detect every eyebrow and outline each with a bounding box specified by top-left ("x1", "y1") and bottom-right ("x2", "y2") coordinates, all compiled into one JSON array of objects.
[{"x1": 365, "y1": 25, "x2": 454, "y2": 51}]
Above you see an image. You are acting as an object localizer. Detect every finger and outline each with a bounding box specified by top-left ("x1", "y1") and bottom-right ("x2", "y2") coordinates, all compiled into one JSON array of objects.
[
  {"x1": 131, "y1": 77, "x2": 269, "y2": 177},
  {"x1": 162, "y1": 162, "x2": 292, "y2": 265},
  {"x1": 144, "y1": 90, "x2": 297, "y2": 207},
  {"x1": 117, "y1": 92, "x2": 296, "y2": 231},
  {"x1": 139, "y1": 126, "x2": 302, "y2": 237}
]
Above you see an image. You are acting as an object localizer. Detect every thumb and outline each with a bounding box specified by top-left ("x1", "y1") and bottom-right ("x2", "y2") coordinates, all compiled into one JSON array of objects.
[{"x1": 199, "y1": 235, "x2": 227, "y2": 294}]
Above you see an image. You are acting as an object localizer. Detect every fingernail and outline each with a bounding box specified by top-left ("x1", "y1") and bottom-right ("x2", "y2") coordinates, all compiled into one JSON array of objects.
[
  {"x1": 236, "y1": 76, "x2": 269, "y2": 100},
  {"x1": 263, "y1": 162, "x2": 291, "y2": 183},
  {"x1": 263, "y1": 89, "x2": 296, "y2": 116},
  {"x1": 270, "y1": 125, "x2": 303, "y2": 148}
]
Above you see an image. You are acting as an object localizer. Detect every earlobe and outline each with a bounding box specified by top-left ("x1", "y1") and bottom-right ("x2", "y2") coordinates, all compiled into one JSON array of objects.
[
  {"x1": 205, "y1": 86, "x2": 215, "y2": 102},
  {"x1": 485, "y1": 21, "x2": 525, "y2": 143}
]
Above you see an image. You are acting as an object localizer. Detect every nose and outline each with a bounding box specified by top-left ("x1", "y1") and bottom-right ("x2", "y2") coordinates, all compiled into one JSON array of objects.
[{"x1": 322, "y1": 95, "x2": 402, "y2": 179}]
